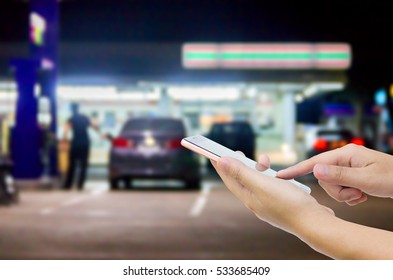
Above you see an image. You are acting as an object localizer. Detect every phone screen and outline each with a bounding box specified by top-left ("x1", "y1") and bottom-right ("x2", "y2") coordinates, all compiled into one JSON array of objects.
[{"x1": 181, "y1": 135, "x2": 311, "y2": 194}]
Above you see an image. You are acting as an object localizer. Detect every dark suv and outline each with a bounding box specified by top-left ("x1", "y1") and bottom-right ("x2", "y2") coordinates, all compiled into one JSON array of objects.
[{"x1": 206, "y1": 121, "x2": 256, "y2": 167}]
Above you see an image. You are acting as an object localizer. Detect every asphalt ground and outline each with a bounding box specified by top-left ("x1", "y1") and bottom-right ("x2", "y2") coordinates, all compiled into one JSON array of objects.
[{"x1": 1, "y1": 175, "x2": 393, "y2": 260}]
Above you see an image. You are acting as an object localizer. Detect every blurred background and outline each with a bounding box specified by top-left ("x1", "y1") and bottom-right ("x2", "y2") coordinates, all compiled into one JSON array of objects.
[{"x1": 0, "y1": 0, "x2": 393, "y2": 260}]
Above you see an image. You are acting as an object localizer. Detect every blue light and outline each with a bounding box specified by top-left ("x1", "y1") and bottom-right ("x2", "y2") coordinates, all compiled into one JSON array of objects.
[{"x1": 374, "y1": 88, "x2": 387, "y2": 106}]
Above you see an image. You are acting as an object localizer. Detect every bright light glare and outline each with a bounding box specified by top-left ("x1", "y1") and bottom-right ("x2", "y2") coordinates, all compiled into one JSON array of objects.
[
  {"x1": 58, "y1": 86, "x2": 117, "y2": 96},
  {"x1": 0, "y1": 91, "x2": 16, "y2": 100},
  {"x1": 375, "y1": 88, "x2": 387, "y2": 106},
  {"x1": 295, "y1": 94, "x2": 304, "y2": 103},
  {"x1": 30, "y1": 12, "x2": 46, "y2": 46},
  {"x1": 0, "y1": 82, "x2": 16, "y2": 90},
  {"x1": 167, "y1": 86, "x2": 240, "y2": 101},
  {"x1": 303, "y1": 82, "x2": 344, "y2": 97},
  {"x1": 317, "y1": 82, "x2": 345, "y2": 91},
  {"x1": 57, "y1": 86, "x2": 158, "y2": 101},
  {"x1": 303, "y1": 85, "x2": 317, "y2": 97}
]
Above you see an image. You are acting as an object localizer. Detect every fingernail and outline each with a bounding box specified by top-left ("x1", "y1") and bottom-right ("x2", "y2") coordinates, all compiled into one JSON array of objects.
[
  {"x1": 314, "y1": 164, "x2": 328, "y2": 177},
  {"x1": 256, "y1": 163, "x2": 267, "y2": 171},
  {"x1": 276, "y1": 169, "x2": 285, "y2": 176},
  {"x1": 348, "y1": 194, "x2": 362, "y2": 201},
  {"x1": 258, "y1": 155, "x2": 266, "y2": 163}
]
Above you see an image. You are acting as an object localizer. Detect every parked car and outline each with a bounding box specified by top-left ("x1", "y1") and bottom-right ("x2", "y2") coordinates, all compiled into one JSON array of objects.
[
  {"x1": 307, "y1": 128, "x2": 365, "y2": 158},
  {"x1": 206, "y1": 121, "x2": 256, "y2": 170},
  {"x1": 108, "y1": 117, "x2": 201, "y2": 190}
]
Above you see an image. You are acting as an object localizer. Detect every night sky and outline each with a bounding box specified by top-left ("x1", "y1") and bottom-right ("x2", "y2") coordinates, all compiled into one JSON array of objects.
[{"x1": 1, "y1": 0, "x2": 393, "y2": 92}]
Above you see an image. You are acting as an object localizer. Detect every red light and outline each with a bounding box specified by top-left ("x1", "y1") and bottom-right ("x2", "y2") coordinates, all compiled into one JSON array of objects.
[
  {"x1": 112, "y1": 137, "x2": 133, "y2": 148},
  {"x1": 165, "y1": 138, "x2": 182, "y2": 149},
  {"x1": 313, "y1": 139, "x2": 328, "y2": 151},
  {"x1": 351, "y1": 137, "x2": 365, "y2": 146}
]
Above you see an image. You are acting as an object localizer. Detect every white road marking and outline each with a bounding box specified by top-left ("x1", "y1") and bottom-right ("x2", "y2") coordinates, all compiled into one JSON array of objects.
[
  {"x1": 39, "y1": 188, "x2": 107, "y2": 216},
  {"x1": 61, "y1": 196, "x2": 90, "y2": 207},
  {"x1": 39, "y1": 208, "x2": 54, "y2": 215},
  {"x1": 91, "y1": 188, "x2": 107, "y2": 196},
  {"x1": 189, "y1": 182, "x2": 215, "y2": 217}
]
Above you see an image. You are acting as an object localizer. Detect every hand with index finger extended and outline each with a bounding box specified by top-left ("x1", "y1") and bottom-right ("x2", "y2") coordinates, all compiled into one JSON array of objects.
[{"x1": 277, "y1": 144, "x2": 393, "y2": 203}]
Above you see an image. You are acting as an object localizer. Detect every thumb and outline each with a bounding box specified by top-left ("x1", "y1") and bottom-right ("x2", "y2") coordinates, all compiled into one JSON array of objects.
[
  {"x1": 217, "y1": 157, "x2": 259, "y2": 191},
  {"x1": 217, "y1": 157, "x2": 249, "y2": 183},
  {"x1": 217, "y1": 157, "x2": 293, "y2": 197},
  {"x1": 313, "y1": 163, "x2": 363, "y2": 188}
]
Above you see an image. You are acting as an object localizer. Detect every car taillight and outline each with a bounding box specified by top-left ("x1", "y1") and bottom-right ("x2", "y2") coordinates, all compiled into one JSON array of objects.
[
  {"x1": 313, "y1": 139, "x2": 328, "y2": 151},
  {"x1": 165, "y1": 138, "x2": 182, "y2": 149},
  {"x1": 112, "y1": 137, "x2": 133, "y2": 148},
  {"x1": 351, "y1": 137, "x2": 365, "y2": 146}
]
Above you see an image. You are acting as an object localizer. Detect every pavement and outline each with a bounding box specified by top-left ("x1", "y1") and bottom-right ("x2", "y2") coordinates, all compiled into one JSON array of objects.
[{"x1": 1, "y1": 175, "x2": 393, "y2": 260}]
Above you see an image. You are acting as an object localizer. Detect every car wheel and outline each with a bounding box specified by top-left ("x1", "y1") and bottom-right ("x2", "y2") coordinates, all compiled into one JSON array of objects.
[
  {"x1": 185, "y1": 179, "x2": 201, "y2": 190},
  {"x1": 110, "y1": 178, "x2": 120, "y2": 190}
]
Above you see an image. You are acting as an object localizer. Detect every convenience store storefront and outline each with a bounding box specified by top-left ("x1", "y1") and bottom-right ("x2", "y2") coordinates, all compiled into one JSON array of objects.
[{"x1": 0, "y1": 42, "x2": 350, "y2": 165}]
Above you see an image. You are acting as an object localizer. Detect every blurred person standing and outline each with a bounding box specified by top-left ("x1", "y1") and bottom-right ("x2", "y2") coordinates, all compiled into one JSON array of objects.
[{"x1": 62, "y1": 103, "x2": 100, "y2": 190}]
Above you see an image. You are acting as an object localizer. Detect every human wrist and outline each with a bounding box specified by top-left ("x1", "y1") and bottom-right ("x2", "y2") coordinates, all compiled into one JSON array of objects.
[{"x1": 291, "y1": 207, "x2": 338, "y2": 249}]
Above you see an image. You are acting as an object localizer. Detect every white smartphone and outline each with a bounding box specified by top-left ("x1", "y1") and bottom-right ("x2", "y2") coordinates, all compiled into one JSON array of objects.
[{"x1": 181, "y1": 135, "x2": 311, "y2": 194}]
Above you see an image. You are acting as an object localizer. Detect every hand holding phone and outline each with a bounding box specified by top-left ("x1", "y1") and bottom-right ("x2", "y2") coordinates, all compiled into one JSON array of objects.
[{"x1": 181, "y1": 135, "x2": 311, "y2": 194}]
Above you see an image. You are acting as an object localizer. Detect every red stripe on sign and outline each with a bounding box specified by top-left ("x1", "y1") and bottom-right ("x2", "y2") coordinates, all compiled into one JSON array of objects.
[
  {"x1": 316, "y1": 61, "x2": 350, "y2": 68},
  {"x1": 315, "y1": 44, "x2": 350, "y2": 52},
  {"x1": 316, "y1": 60, "x2": 350, "y2": 64},
  {"x1": 221, "y1": 44, "x2": 313, "y2": 52},
  {"x1": 221, "y1": 61, "x2": 313, "y2": 68},
  {"x1": 183, "y1": 44, "x2": 218, "y2": 52},
  {"x1": 184, "y1": 61, "x2": 219, "y2": 67}
]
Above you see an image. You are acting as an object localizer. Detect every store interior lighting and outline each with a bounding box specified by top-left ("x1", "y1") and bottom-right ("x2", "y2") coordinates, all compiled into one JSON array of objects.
[
  {"x1": 302, "y1": 82, "x2": 344, "y2": 100},
  {"x1": 57, "y1": 86, "x2": 158, "y2": 101},
  {"x1": 167, "y1": 86, "x2": 240, "y2": 101},
  {"x1": 0, "y1": 81, "x2": 345, "y2": 102}
]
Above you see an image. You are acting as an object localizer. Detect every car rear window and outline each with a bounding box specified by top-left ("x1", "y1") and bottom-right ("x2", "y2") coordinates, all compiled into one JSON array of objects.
[
  {"x1": 122, "y1": 119, "x2": 185, "y2": 134},
  {"x1": 318, "y1": 130, "x2": 353, "y2": 137},
  {"x1": 212, "y1": 123, "x2": 253, "y2": 135}
]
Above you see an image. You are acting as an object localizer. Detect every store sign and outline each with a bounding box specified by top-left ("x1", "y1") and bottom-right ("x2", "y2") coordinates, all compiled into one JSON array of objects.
[
  {"x1": 182, "y1": 43, "x2": 351, "y2": 70},
  {"x1": 30, "y1": 12, "x2": 47, "y2": 46}
]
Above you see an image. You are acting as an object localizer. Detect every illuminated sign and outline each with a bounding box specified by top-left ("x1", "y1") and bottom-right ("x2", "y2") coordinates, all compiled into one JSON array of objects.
[
  {"x1": 390, "y1": 84, "x2": 393, "y2": 98},
  {"x1": 30, "y1": 12, "x2": 47, "y2": 46},
  {"x1": 182, "y1": 43, "x2": 351, "y2": 70},
  {"x1": 182, "y1": 44, "x2": 221, "y2": 68},
  {"x1": 375, "y1": 88, "x2": 387, "y2": 106}
]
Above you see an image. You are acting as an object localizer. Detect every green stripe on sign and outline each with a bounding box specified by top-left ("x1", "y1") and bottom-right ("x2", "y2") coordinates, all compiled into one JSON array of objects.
[
  {"x1": 184, "y1": 53, "x2": 219, "y2": 60},
  {"x1": 221, "y1": 53, "x2": 312, "y2": 60},
  {"x1": 316, "y1": 53, "x2": 350, "y2": 60}
]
